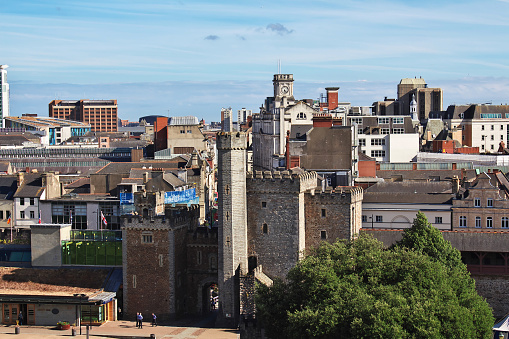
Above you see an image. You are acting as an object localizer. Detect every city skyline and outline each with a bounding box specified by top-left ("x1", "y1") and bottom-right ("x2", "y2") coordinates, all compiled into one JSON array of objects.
[{"x1": 3, "y1": 0, "x2": 509, "y2": 122}]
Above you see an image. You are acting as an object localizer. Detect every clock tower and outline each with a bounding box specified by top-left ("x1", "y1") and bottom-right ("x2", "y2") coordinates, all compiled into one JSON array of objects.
[{"x1": 273, "y1": 74, "x2": 294, "y2": 100}]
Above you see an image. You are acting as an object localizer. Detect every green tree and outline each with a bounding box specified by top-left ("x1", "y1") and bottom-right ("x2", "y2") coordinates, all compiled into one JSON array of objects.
[
  {"x1": 256, "y1": 231, "x2": 493, "y2": 339},
  {"x1": 394, "y1": 211, "x2": 462, "y2": 268}
]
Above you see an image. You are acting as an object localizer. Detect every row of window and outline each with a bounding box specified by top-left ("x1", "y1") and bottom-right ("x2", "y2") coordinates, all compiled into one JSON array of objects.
[
  {"x1": 474, "y1": 197, "x2": 494, "y2": 208},
  {"x1": 358, "y1": 128, "x2": 404, "y2": 135},
  {"x1": 361, "y1": 215, "x2": 443, "y2": 224},
  {"x1": 179, "y1": 130, "x2": 193, "y2": 134},
  {"x1": 371, "y1": 150, "x2": 385, "y2": 158},
  {"x1": 480, "y1": 123, "x2": 507, "y2": 130},
  {"x1": 19, "y1": 198, "x2": 35, "y2": 206},
  {"x1": 362, "y1": 215, "x2": 384, "y2": 222},
  {"x1": 459, "y1": 216, "x2": 509, "y2": 228},
  {"x1": 481, "y1": 135, "x2": 503, "y2": 141},
  {"x1": 19, "y1": 211, "x2": 36, "y2": 219}
]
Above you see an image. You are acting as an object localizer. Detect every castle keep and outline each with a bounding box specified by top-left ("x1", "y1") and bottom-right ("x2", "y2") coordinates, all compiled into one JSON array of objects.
[{"x1": 217, "y1": 132, "x2": 363, "y2": 326}]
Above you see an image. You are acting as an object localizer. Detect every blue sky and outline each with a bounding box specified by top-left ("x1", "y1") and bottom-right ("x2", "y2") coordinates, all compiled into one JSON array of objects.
[{"x1": 3, "y1": 0, "x2": 509, "y2": 122}]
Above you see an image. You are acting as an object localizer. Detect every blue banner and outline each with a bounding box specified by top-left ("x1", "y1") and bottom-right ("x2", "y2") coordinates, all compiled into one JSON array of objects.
[
  {"x1": 120, "y1": 192, "x2": 134, "y2": 205},
  {"x1": 164, "y1": 188, "x2": 197, "y2": 204}
]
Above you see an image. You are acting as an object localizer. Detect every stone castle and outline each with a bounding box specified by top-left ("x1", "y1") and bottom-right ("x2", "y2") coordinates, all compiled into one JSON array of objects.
[
  {"x1": 120, "y1": 131, "x2": 362, "y2": 326},
  {"x1": 216, "y1": 132, "x2": 363, "y2": 327}
]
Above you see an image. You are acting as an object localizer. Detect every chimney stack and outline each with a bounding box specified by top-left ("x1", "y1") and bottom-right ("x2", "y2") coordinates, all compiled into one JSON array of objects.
[{"x1": 452, "y1": 175, "x2": 460, "y2": 194}]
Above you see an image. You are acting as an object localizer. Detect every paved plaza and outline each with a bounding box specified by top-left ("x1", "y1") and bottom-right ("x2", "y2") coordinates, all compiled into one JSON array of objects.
[{"x1": 0, "y1": 318, "x2": 239, "y2": 339}]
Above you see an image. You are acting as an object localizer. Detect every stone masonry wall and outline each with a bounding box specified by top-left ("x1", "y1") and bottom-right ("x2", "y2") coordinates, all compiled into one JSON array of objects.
[
  {"x1": 216, "y1": 132, "x2": 247, "y2": 326},
  {"x1": 122, "y1": 207, "x2": 198, "y2": 321},
  {"x1": 304, "y1": 189, "x2": 354, "y2": 250},
  {"x1": 246, "y1": 171, "x2": 316, "y2": 280},
  {"x1": 472, "y1": 275, "x2": 509, "y2": 319},
  {"x1": 123, "y1": 221, "x2": 172, "y2": 321}
]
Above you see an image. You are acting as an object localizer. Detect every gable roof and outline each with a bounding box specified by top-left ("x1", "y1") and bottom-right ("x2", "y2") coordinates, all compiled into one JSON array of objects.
[{"x1": 13, "y1": 174, "x2": 44, "y2": 198}]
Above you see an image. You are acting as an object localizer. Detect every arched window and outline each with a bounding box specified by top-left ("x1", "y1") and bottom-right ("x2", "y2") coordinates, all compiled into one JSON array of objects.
[{"x1": 297, "y1": 112, "x2": 306, "y2": 120}]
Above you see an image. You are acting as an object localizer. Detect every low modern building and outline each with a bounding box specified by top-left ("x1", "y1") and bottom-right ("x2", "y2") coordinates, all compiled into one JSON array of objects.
[{"x1": 4, "y1": 116, "x2": 91, "y2": 146}]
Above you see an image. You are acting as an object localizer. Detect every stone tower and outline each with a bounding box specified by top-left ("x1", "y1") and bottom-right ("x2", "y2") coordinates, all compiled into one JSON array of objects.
[{"x1": 216, "y1": 132, "x2": 248, "y2": 327}]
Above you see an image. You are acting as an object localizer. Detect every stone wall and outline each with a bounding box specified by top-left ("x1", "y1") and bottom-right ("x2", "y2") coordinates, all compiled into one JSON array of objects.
[
  {"x1": 304, "y1": 186, "x2": 363, "y2": 250},
  {"x1": 472, "y1": 275, "x2": 509, "y2": 318},
  {"x1": 122, "y1": 207, "x2": 199, "y2": 321},
  {"x1": 216, "y1": 132, "x2": 248, "y2": 327},
  {"x1": 246, "y1": 171, "x2": 310, "y2": 280}
]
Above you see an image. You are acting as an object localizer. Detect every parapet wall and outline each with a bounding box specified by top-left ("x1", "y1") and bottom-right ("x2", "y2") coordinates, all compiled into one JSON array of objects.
[
  {"x1": 216, "y1": 132, "x2": 247, "y2": 150},
  {"x1": 247, "y1": 170, "x2": 318, "y2": 194}
]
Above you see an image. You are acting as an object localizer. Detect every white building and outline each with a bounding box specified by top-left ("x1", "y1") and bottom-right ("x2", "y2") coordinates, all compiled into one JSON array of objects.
[
  {"x1": 0, "y1": 65, "x2": 9, "y2": 128},
  {"x1": 440, "y1": 104, "x2": 509, "y2": 153},
  {"x1": 348, "y1": 115, "x2": 420, "y2": 162},
  {"x1": 362, "y1": 181, "x2": 454, "y2": 231},
  {"x1": 252, "y1": 74, "x2": 318, "y2": 170},
  {"x1": 237, "y1": 108, "x2": 252, "y2": 125}
]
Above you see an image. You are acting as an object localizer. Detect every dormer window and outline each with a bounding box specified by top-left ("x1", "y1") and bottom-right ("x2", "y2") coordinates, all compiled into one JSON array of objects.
[{"x1": 297, "y1": 112, "x2": 306, "y2": 120}]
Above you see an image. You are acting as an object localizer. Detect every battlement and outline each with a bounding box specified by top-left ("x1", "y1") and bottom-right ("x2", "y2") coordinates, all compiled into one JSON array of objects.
[
  {"x1": 307, "y1": 185, "x2": 363, "y2": 203},
  {"x1": 247, "y1": 169, "x2": 318, "y2": 193},
  {"x1": 216, "y1": 132, "x2": 247, "y2": 150}
]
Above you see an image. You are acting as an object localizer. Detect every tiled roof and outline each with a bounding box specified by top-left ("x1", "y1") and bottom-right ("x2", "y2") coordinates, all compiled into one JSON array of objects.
[
  {"x1": 363, "y1": 181, "x2": 454, "y2": 204},
  {"x1": 13, "y1": 174, "x2": 44, "y2": 198}
]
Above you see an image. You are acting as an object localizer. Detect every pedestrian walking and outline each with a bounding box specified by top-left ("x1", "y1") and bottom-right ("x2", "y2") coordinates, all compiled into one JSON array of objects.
[
  {"x1": 151, "y1": 313, "x2": 157, "y2": 326},
  {"x1": 18, "y1": 311, "x2": 23, "y2": 326}
]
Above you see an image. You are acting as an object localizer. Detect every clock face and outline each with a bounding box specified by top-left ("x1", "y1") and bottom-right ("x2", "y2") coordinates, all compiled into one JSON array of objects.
[{"x1": 280, "y1": 85, "x2": 289, "y2": 95}]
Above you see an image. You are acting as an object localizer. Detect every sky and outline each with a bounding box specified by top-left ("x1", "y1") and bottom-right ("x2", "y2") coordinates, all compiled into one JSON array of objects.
[{"x1": 2, "y1": 0, "x2": 509, "y2": 123}]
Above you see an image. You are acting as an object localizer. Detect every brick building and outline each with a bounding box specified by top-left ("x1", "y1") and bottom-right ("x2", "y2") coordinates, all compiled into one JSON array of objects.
[{"x1": 49, "y1": 100, "x2": 118, "y2": 132}]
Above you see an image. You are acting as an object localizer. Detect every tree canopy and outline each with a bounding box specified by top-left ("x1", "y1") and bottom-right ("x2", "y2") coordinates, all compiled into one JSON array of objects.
[{"x1": 256, "y1": 212, "x2": 494, "y2": 339}]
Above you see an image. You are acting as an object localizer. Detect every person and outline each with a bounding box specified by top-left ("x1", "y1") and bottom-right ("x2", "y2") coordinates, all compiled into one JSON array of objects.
[
  {"x1": 137, "y1": 312, "x2": 143, "y2": 329},
  {"x1": 18, "y1": 311, "x2": 23, "y2": 326},
  {"x1": 151, "y1": 313, "x2": 157, "y2": 326}
]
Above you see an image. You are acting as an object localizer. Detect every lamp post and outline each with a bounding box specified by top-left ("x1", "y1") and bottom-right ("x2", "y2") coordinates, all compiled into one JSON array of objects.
[
  {"x1": 369, "y1": 214, "x2": 374, "y2": 229},
  {"x1": 73, "y1": 293, "x2": 86, "y2": 335}
]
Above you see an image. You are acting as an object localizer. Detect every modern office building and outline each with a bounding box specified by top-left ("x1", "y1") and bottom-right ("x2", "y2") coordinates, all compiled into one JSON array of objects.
[
  {"x1": 237, "y1": 108, "x2": 252, "y2": 125},
  {"x1": 49, "y1": 100, "x2": 118, "y2": 132},
  {"x1": 0, "y1": 65, "x2": 10, "y2": 128},
  {"x1": 221, "y1": 107, "x2": 233, "y2": 132}
]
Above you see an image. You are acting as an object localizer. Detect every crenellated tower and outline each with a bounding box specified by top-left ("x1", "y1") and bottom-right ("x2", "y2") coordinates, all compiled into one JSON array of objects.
[{"x1": 216, "y1": 132, "x2": 248, "y2": 327}]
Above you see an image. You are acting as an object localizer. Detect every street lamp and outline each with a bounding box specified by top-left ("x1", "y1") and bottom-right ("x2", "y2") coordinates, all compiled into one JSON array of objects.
[
  {"x1": 369, "y1": 214, "x2": 374, "y2": 229},
  {"x1": 73, "y1": 293, "x2": 86, "y2": 335}
]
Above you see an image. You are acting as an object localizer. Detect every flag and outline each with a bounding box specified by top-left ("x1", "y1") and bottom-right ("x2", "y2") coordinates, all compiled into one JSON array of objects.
[
  {"x1": 7, "y1": 217, "x2": 11, "y2": 224},
  {"x1": 38, "y1": 210, "x2": 41, "y2": 224},
  {"x1": 100, "y1": 211, "x2": 108, "y2": 227}
]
